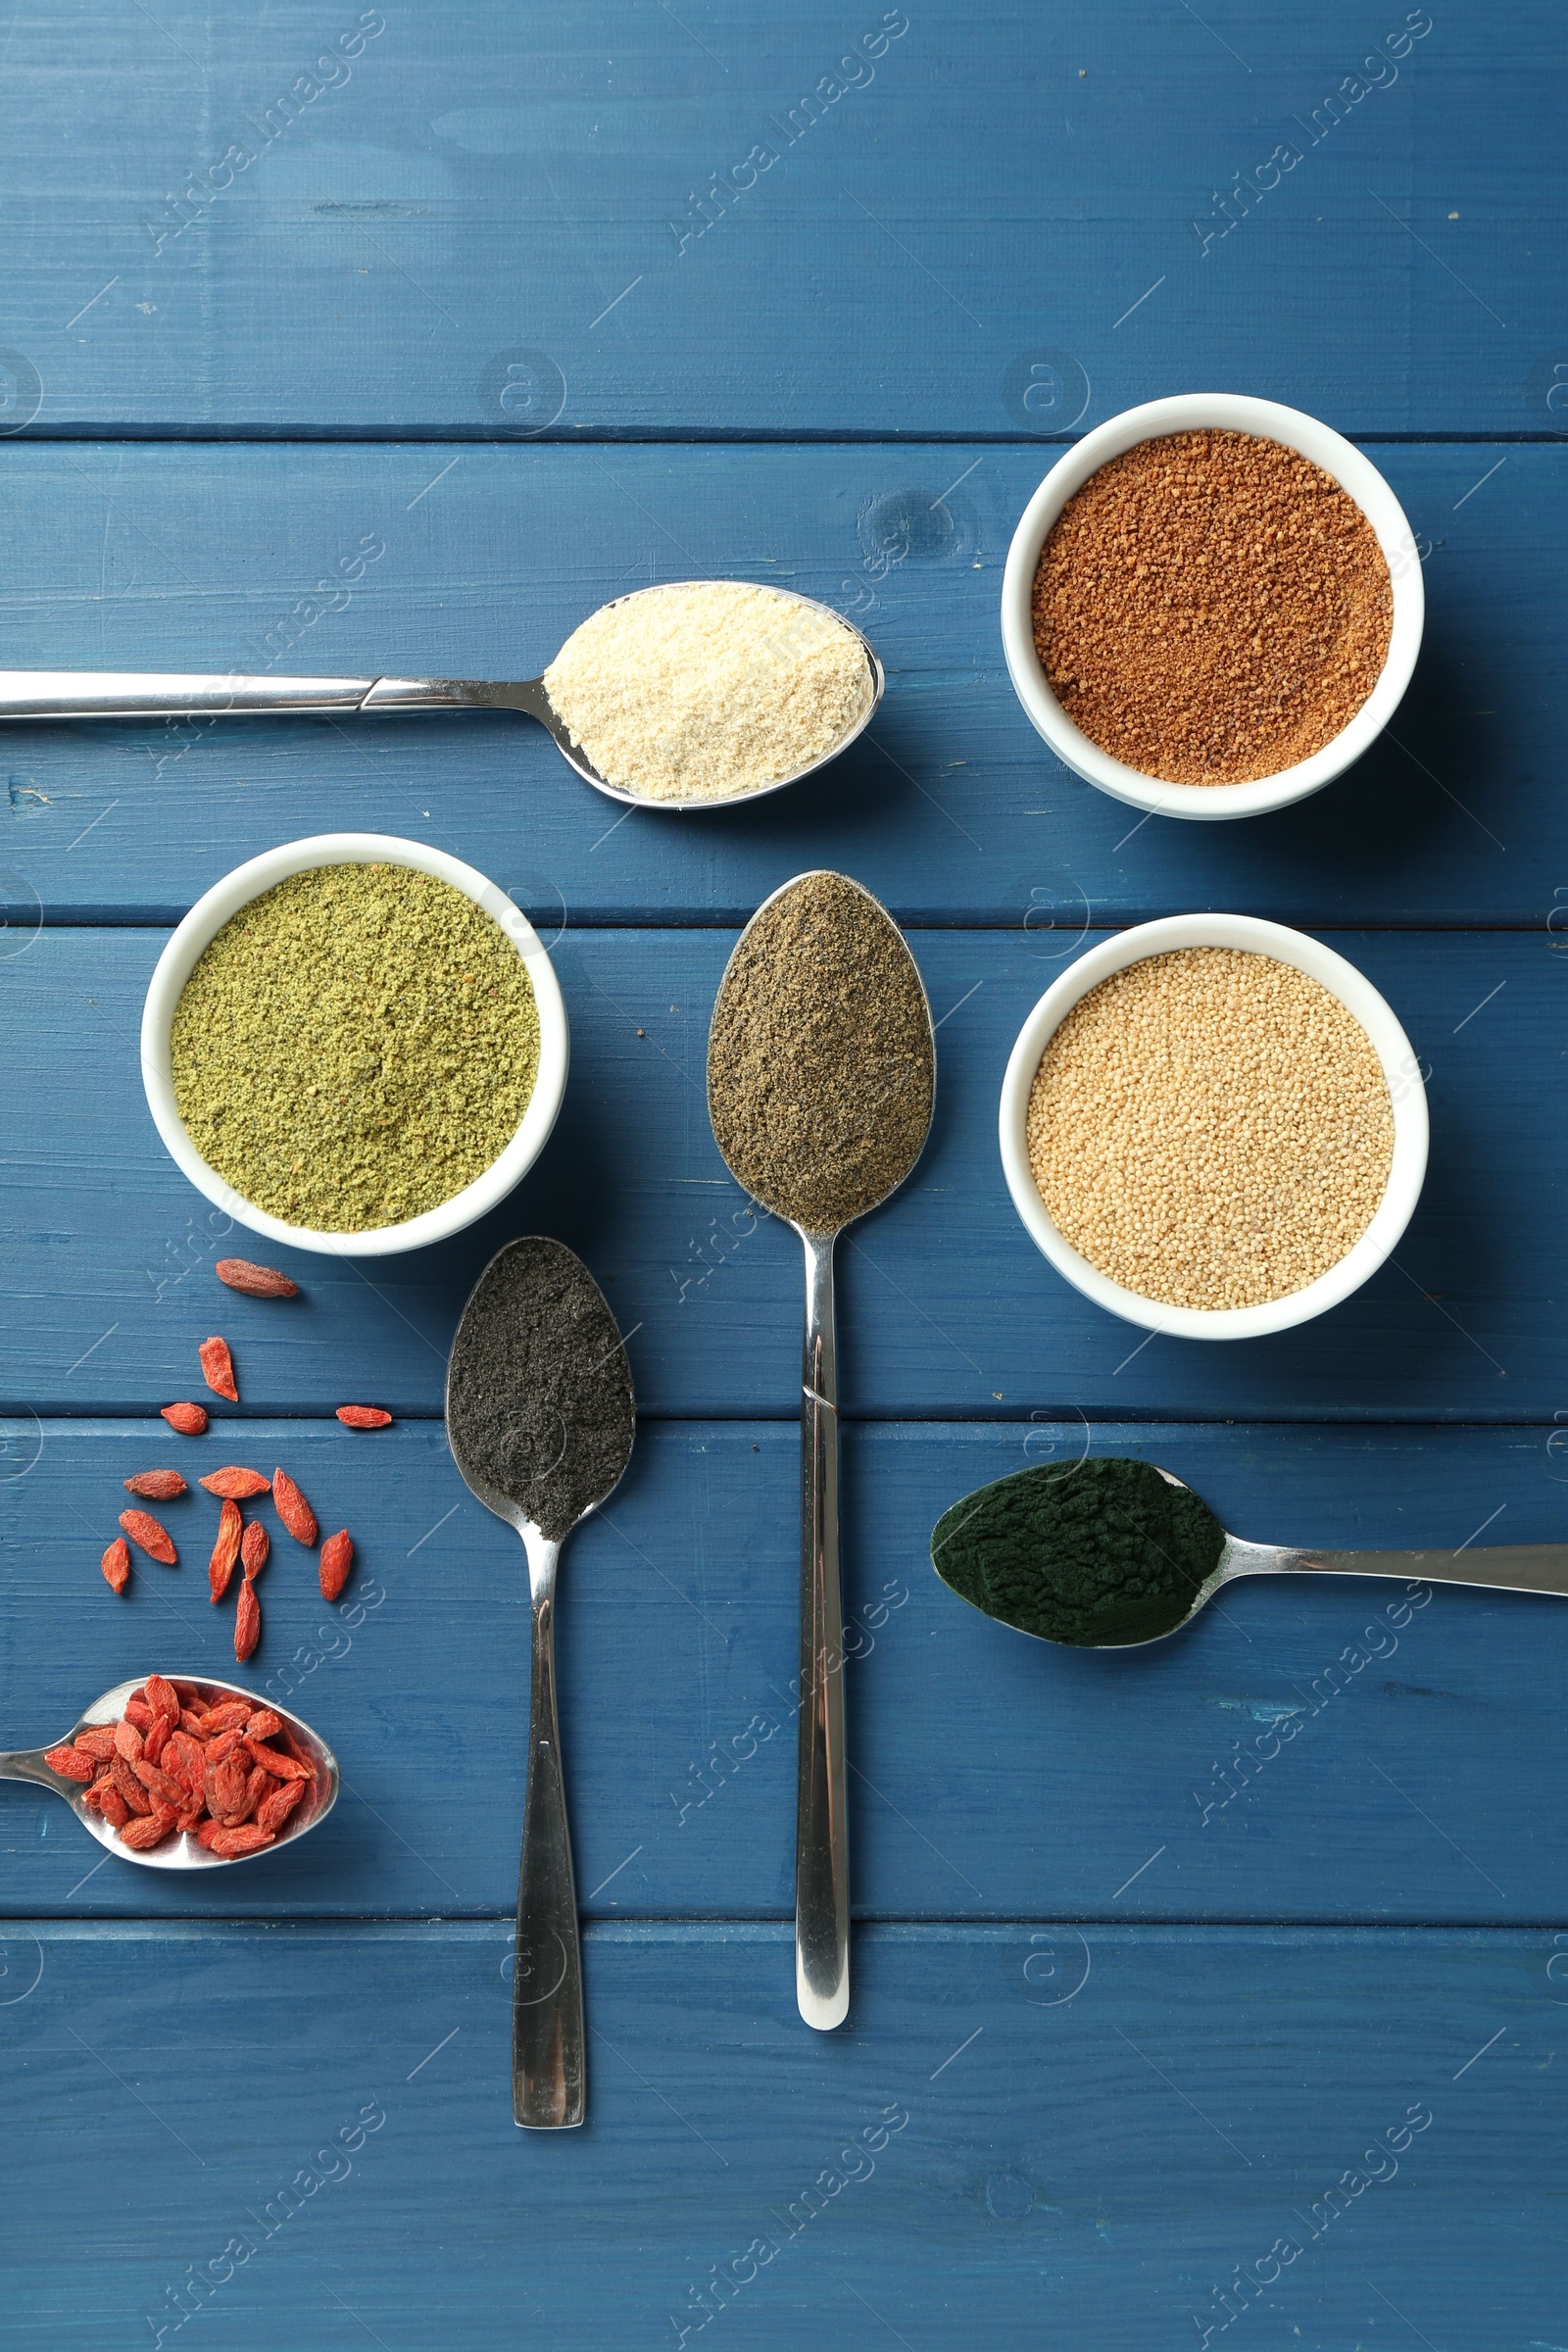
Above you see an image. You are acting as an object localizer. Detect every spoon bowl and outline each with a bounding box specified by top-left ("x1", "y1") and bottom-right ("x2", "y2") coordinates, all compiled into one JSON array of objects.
[
  {"x1": 0, "y1": 585, "x2": 885, "y2": 814},
  {"x1": 933, "y1": 1460, "x2": 1568, "y2": 1650},
  {"x1": 0, "y1": 1675, "x2": 339, "y2": 1869}
]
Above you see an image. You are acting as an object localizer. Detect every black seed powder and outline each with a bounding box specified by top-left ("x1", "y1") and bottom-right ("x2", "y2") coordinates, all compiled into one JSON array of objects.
[
  {"x1": 707, "y1": 871, "x2": 934, "y2": 1231},
  {"x1": 446, "y1": 1237, "x2": 636, "y2": 1543}
]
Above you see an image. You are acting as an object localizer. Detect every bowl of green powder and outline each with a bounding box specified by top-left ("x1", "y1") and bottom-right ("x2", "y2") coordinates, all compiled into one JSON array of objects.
[{"x1": 141, "y1": 834, "x2": 568, "y2": 1256}]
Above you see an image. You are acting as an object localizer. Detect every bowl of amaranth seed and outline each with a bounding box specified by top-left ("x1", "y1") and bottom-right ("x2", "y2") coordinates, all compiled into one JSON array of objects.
[
  {"x1": 141, "y1": 834, "x2": 568, "y2": 1257},
  {"x1": 1001, "y1": 394, "x2": 1425, "y2": 820},
  {"x1": 999, "y1": 912, "x2": 1428, "y2": 1341}
]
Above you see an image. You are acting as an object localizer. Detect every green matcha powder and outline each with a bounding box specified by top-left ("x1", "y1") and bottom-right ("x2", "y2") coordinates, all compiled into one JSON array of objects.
[
  {"x1": 172, "y1": 863, "x2": 541, "y2": 1232},
  {"x1": 931, "y1": 1457, "x2": 1227, "y2": 1647}
]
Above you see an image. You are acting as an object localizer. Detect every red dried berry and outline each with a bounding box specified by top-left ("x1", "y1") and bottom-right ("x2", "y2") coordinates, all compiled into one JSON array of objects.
[
  {"x1": 119, "y1": 1509, "x2": 176, "y2": 1566},
  {"x1": 110, "y1": 1755, "x2": 153, "y2": 1815},
  {"x1": 335, "y1": 1405, "x2": 392, "y2": 1430},
  {"x1": 246, "y1": 1740, "x2": 312, "y2": 1782},
  {"x1": 234, "y1": 1580, "x2": 261, "y2": 1662},
  {"x1": 199, "y1": 1467, "x2": 270, "y2": 1499},
  {"x1": 133, "y1": 1758, "x2": 186, "y2": 1810},
  {"x1": 120, "y1": 1805, "x2": 178, "y2": 1850},
  {"x1": 241, "y1": 1522, "x2": 270, "y2": 1582},
  {"x1": 114, "y1": 1718, "x2": 143, "y2": 1764},
  {"x1": 205, "y1": 1727, "x2": 245, "y2": 1765},
  {"x1": 74, "y1": 1726, "x2": 119, "y2": 1763},
  {"x1": 256, "y1": 1778, "x2": 306, "y2": 1838},
  {"x1": 198, "y1": 1337, "x2": 239, "y2": 1402},
  {"x1": 235, "y1": 1764, "x2": 271, "y2": 1824},
  {"x1": 204, "y1": 1754, "x2": 250, "y2": 1818},
  {"x1": 44, "y1": 1744, "x2": 95, "y2": 1783},
  {"x1": 123, "y1": 1470, "x2": 188, "y2": 1501},
  {"x1": 162, "y1": 1732, "x2": 205, "y2": 1793},
  {"x1": 209, "y1": 1824, "x2": 275, "y2": 1858},
  {"x1": 161, "y1": 1402, "x2": 208, "y2": 1437},
  {"x1": 101, "y1": 1537, "x2": 131, "y2": 1594},
  {"x1": 245, "y1": 1710, "x2": 283, "y2": 1740},
  {"x1": 92, "y1": 1783, "x2": 132, "y2": 1830},
  {"x1": 195, "y1": 1818, "x2": 225, "y2": 1848},
  {"x1": 143, "y1": 1715, "x2": 170, "y2": 1767},
  {"x1": 122, "y1": 1696, "x2": 155, "y2": 1732},
  {"x1": 318, "y1": 1529, "x2": 355, "y2": 1602},
  {"x1": 145, "y1": 1676, "x2": 180, "y2": 1726},
  {"x1": 215, "y1": 1258, "x2": 300, "y2": 1299},
  {"x1": 200, "y1": 1700, "x2": 251, "y2": 1736},
  {"x1": 208, "y1": 1499, "x2": 243, "y2": 1602},
  {"x1": 271, "y1": 1468, "x2": 318, "y2": 1547}
]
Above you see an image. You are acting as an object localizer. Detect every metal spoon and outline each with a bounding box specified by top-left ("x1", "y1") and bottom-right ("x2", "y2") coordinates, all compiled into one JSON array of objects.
[
  {"x1": 942, "y1": 1462, "x2": 1568, "y2": 1650},
  {"x1": 0, "y1": 1675, "x2": 338, "y2": 1868},
  {"x1": 445, "y1": 1237, "x2": 637, "y2": 2129},
  {"x1": 0, "y1": 584, "x2": 885, "y2": 815},
  {"x1": 708, "y1": 874, "x2": 935, "y2": 2032}
]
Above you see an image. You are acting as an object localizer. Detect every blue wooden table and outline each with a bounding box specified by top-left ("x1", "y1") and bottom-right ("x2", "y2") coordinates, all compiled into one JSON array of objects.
[{"x1": 1, "y1": 6, "x2": 1564, "y2": 2343}]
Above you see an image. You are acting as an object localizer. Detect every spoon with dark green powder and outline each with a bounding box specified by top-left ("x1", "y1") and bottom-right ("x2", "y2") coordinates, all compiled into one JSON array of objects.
[{"x1": 932, "y1": 1456, "x2": 1568, "y2": 1648}]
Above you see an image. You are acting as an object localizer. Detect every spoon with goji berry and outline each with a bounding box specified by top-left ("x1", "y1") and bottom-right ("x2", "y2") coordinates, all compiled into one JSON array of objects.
[{"x1": 0, "y1": 1673, "x2": 338, "y2": 1867}]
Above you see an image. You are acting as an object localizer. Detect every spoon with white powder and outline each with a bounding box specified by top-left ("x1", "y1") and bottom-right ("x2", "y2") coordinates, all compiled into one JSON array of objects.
[{"x1": 0, "y1": 580, "x2": 884, "y2": 812}]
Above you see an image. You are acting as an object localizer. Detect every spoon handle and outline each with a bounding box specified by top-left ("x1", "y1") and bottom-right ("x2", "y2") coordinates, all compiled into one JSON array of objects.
[
  {"x1": 797, "y1": 1229, "x2": 850, "y2": 2031},
  {"x1": 0, "y1": 672, "x2": 555, "y2": 720},
  {"x1": 1237, "y1": 1540, "x2": 1568, "y2": 1598},
  {"x1": 514, "y1": 1527, "x2": 585, "y2": 2128},
  {"x1": 0, "y1": 1751, "x2": 59, "y2": 1788}
]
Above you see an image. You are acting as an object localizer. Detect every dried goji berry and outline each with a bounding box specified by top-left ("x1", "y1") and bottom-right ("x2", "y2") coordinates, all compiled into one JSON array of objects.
[
  {"x1": 100, "y1": 1538, "x2": 131, "y2": 1594},
  {"x1": 119, "y1": 1509, "x2": 176, "y2": 1566},
  {"x1": 161, "y1": 1401, "x2": 208, "y2": 1437},
  {"x1": 318, "y1": 1529, "x2": 355, "y2": 1602},
  {"x1": 162, "y1": 1731, "x2": 205, "y2": 1791},
  {"x1": 215, "y1": 1258, "x2": 300, "y2": 1298},
  {"x1": 209, "y1": 1824, "x2": 275, "y2": 1858},
  {"x1": 122, "y1": 1696, "x2": 155, "y2": 1732},
  {"x1": 245, "y1": 1710, "x2": 282, "y2": 1740},
  {"x1": 200, "y1": 1700, "x2": 251, "y2": 1736},
  {"x1": 234, "y1": 1765, "x2": 270, "y2": 1824},
  {"x1": 43, "y1": 1744, "x2": 95, "y2": 1782},
  {"x1": 198, "y1": 1336, "x2": 239, "y2": 1402},
  {"x1": 245, "y1": 1740, "x2": 313, "y2": 1782},
  {"x1": 204, "y1": 1754, "x2": 250, "y2": 1817},
  {"x1": 208, "y1": 1499, "x2": 243, "y2": 1602},
  {"x1": 123, "y1": 1470, "x2": 188, "y2": 1501},
  {"x1": 110, "y1": 1755, "x2": 153, "y2": 1815},
  {"x1": 134, "y1": 1758, "x2": 186, "y2": 1810},
  {"x1": 256, "y1": 1778, "x2": 306, "y2": 1837},
  {"x1": 205, "y1": 1727, "x2": 245, "y2": 1765},
  {"x1": 271, "y1": 1468, "x2": 318, "y2": 1547},
  {"x1": 119, "y1": 1805, "x2": 178, "y2": 1850},
  {"x1": 199, "y1": 1467, "x2": 270, "y2": 1499},
  {"x1": 145, "y1": 1676, "x2": 181, "y2": 1726},
  {"x1": 92, "y1": 1783, "x2": 132, "y2": 1830},
  {"x1": 143, "y1": 1716, "x2": 170, "y2": 1766},
  {"x1": 195, "y1": 1818, "x2": 225, "y2": 1848},
  {"x1": 233, "y1": 1580, "x2": 261, "y2": 1662},
  {"x1": 335, "y1": 1405, "x2": 392, "y2": 1429},
  {"x1": 114, "y1": 1718, "x2": 143, "y2": 1764},
  {"x1": 74, "y1": 1726, "x2": 119, "y2": 1762},
  {"x1": 241, "y1": 1522, "x2": 270, "y2": 1582}
]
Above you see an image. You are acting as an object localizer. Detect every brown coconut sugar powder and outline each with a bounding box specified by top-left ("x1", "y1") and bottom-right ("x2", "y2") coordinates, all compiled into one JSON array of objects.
[
  {"x1": 1025, "y1": 948, "x2": 1394, "y2": 1311},
  {"x1": 1031, "y1": 429, "x2": 1393, "y2": 785}
]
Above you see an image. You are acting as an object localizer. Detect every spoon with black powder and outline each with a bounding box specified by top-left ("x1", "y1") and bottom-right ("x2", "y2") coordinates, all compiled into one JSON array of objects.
[
  {"x1": 446, "y1": 1237, "x2": 636, "y2": 2128},
  {"x1": 708, "y1": 871, "x2": 935, "y2": 2030},
  {"x1": 931, "y1": 1456, "x2": 1568, "y2": 1648}
]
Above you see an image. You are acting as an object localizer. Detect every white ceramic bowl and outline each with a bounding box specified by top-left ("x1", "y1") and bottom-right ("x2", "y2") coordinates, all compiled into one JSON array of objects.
[
  {"x1": 1001, "y1": 393, "x2": 1425, "y2": 821},
  {"x1": 999, "y1": 912, "x2": 1429, "y2": 1341},
  {"x1": 141, "y1": 833, "x2": 569, "y2": 1259}
]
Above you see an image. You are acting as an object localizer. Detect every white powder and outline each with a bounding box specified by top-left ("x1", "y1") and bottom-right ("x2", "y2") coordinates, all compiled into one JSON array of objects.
[{"x1": 542, "y1": 580, "x2": 874, "y2": 804}]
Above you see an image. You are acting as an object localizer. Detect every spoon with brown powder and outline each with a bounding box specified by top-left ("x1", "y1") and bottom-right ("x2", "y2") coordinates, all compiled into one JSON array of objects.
[{"x1": 708, "y1": 873, "x2": 935, "y2": 2030}]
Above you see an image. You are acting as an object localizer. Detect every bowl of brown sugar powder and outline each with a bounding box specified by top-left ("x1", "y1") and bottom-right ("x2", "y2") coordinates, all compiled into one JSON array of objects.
[
  {"x1": 1002, "y1": 395, "x2": 1425, "y2": 820},
  {"x1": 999, "y1": 913, "x2": 1429, "y2": 1340}
]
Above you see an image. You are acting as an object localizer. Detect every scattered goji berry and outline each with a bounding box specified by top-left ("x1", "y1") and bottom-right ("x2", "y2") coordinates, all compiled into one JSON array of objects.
[
  {"x1": 234, "y1": 1580, "x2": 261, "y2": 1662},
  {"x1": 256, "y1": 1778, "x2": 306, "y2": 1837},
  {"x1": 216, "y1": 1258, "x2": 300, "y2": 1298},
  {"x1": 120, "y1": 1805, "x2": 178, "y2": 1850},
  {"x1": 161, "y1": 1402, "x2": 208, "y2": 1437},
  {"x1": 123, "y1": 1470, "x2": 188, "y2": 1501},
  {"x1": 101, "y1": 1537, "x2": 131, "y2": 1593},
  {"x1": 199, "y1": 1467, "x2": 270, "y2": 1499},
  {"x1": 198, "y1": 1336, "x2": 239, "y2": 1402},
  {"x1": 271, "y1": 1467, "x2": 318, "y2": 1547},
  {"x1": 43, "y1": 1744, "x2": 95, "y2": 1782},
  {"x1": 209, "y1": 1824, "x2": 275, "y2": 1858},
  {"x1": 119, "y1": 1509, "x2": 176, "y2": 1566},
  {"x1": 208, "y1": 1499, "x2": 243, "y2": 1602},
  {"x1": 335, "y1": 1405, "x2": 392, "y2": 1429},
  {"x1": 318, "y1": 1529, "x2": 354, "y2": 1602},
  {"x1": 241, "y1": 1522, "x2": 270, "y2": 1582}
]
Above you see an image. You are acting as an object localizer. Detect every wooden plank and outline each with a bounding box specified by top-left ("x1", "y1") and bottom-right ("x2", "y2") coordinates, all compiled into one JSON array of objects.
[
  {"x1": 0, "y1": 1920, "x2": 1557, "y2": 2345},
  {"x1": 0, "y1": 5, "x2": 1556, "y2": 435},
  {"x1": 0, "y1": 927, "x2": 1553, "y2": 1420},
  {"x1": 0, "y1": 440, "x2": 1551, "y2": 926},
  {"x1": 3, "y1": 1419, "x2": 1565, "y2": 1922}
]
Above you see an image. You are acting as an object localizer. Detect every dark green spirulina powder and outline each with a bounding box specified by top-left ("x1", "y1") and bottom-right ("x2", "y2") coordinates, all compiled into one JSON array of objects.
[{"x1": 930, "y1": 1457, "x2": 1227, "y2": 1647}]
